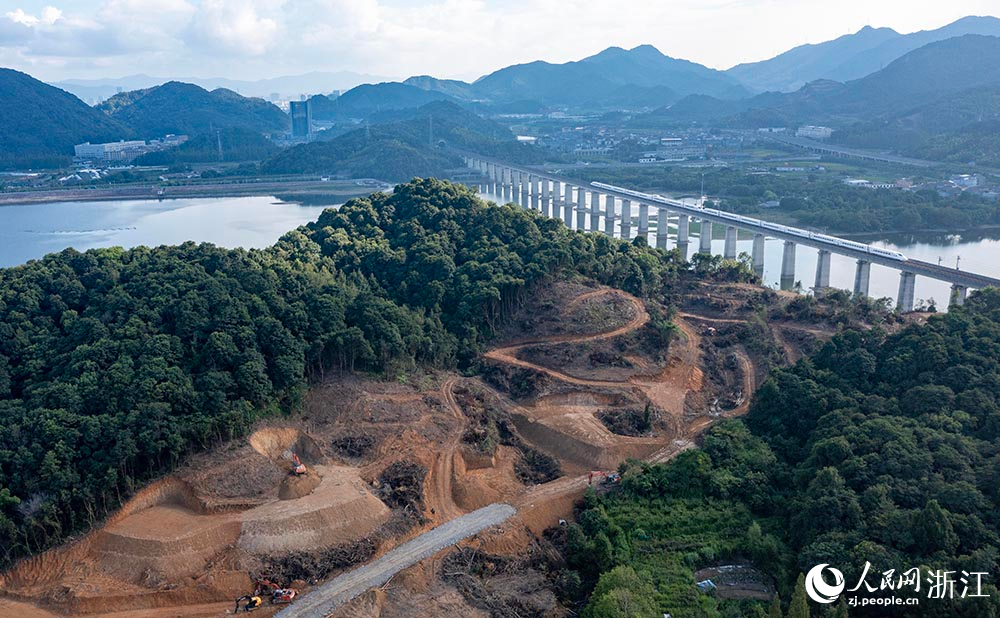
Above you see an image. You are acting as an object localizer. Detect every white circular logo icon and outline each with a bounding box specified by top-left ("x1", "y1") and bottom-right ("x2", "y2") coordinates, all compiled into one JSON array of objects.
[{"x1": 805, "y1": 564, "x2": 845, "y2": 603}]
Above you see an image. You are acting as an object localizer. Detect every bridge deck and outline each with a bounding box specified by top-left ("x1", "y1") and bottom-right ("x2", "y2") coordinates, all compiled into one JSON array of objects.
[{"x1": 466, "y1": 155, "x2": 1000, "y2": 290}]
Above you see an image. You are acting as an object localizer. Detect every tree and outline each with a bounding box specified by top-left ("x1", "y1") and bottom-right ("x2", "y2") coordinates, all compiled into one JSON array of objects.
[
  {"x1": 585, "y1": 566, "x2": 658, "y2": 618},
  {"x1": 914, "y1": 499, "x2": 959, "y2": 555},
  {"x1": 834, "y1": 598, "x2": 849, "y2": 618},
  {"x1": 787, "y1": 574, "x2": 809, "y2": 618},
  {"x1": 769, "y1": 596, "x2": 784, "y2": 618}
]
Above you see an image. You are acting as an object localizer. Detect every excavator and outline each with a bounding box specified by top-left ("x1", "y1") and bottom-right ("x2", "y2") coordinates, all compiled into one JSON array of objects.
[
  {"x1": 587, "y1": 470, "x2": 621, "y2": 486},
  {"x1": 235, "y1": 579, "x2": 296, "y2": 611},
  {"x1": 257, "y1": 578, "x2": 297, "y2": 604},
  {"x1": 290, "y1": 452, "x2": 307, "y2": 476}
]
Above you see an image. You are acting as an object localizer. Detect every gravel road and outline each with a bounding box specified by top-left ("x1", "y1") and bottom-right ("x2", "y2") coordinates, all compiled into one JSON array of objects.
[{"x1": 275, "y1": 503, "x2": 516, "y2": 617}]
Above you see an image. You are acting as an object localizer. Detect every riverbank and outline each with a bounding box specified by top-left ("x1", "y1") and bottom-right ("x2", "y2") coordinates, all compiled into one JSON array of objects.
[{"x1": 0, "y1": 179, "x2": 388, "y2": 207}]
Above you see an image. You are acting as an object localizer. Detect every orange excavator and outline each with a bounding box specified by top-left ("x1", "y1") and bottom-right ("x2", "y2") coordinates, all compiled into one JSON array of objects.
[
  {"x1": 291, "y1": 452, "x2": 307, "y2": 476},
  {"x1": 257, "y1": 578, "x2": 297, "y2": 604},
  {"x1": 587, "y1": 470, "x2": 621, "y2": 486}
]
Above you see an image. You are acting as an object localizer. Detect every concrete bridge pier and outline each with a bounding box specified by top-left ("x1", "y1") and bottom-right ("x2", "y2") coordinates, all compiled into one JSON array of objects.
[
  {"x1": 498, "y1": 168, "x2": 508, "y2": 202},
  {"x1": 637, "y1": 203, "x2": 649, "y2": 241},
  {"x1": 950, "y1": 284, "x2": 968, "y2": 307},
  {"x1": 532, "y1": 176, "x2": 542, "y2": 211},
  {"x1": 656, "y1": 208, "x2": 669, "y2": 249},
  {"x1": 780, "y1": 241, "x2": 796, "y2": 290},
  {"x1": 588, "y1": 191, "x2": 601, "y2": 232},
  {"x1": 723, "y1": 226, "x2": 738, "y2": 259},
  {"x1": 520, "y1": 173, "x2": 530, "y2": 208},
  {"x1": 897, "y1": 271, "x2": 916, "y2": 312},
  {"x1": 752, "y1": 234, "x2": 765, "y2": 276},
  {"x1": 563, "y1": 184, "x2": 575, "y2": 227},
  {"x1": 604, "y1": 194, "x2": 616, "y2": 236},
  {"x1": 676, "y1": 215, "x2": 690, "y2": 258},
  {"x1": 540, "y1": 179, "x2": 550, "y2": 217},
  {"x1": 814, "y1": 250, "x2": 832, "y2": 289},
  {"x1": 510, "y1": 171, "x2": 520, "y2": 206},
  {"x1": 677, "y1": 215, "x2": 690, "y2": 244},
  {"x1": 620, "y1": 199, "x2": 632, "y2": 239},
  {"x1": 853, "y1": 260, "x2": 871, "y2": 297},
  {"x1": 576, "y1": 187, "x2": 587, "y2": 230},
  {"x1": 550, "y1": 180, "x2": 561, "y2": 220},
  {"x1": 699, "y1": 220, "x2": 713, "y2": 254}
]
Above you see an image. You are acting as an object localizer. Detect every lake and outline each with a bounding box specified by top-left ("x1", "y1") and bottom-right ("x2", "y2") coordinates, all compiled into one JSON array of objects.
[
  {"x1": 3, "y1": 194, "x2": 999, "y2": 310},
  {"x1": 0, "y1": 196, "x2": 336, "y2": 268}
]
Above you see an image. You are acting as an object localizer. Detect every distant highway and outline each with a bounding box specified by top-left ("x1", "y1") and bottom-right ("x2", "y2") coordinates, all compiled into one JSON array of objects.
[
  {"x1": 275, "y1": 503, "x2": 516, "y2": 617},
  {"x1": 766, "y1": 134, "x2": 938, "y2": 168}
]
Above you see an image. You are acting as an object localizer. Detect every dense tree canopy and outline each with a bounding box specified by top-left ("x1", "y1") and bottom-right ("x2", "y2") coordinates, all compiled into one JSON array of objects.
[
  {"x1": 0, "y1": 179, "x2": 686, "y2": 568},
  {"x1": 565, "y1": 289, "x2": 1000, "y2": 617}
]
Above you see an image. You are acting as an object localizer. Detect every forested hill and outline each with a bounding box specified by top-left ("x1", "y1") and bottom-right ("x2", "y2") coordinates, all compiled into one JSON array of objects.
[
  {"x1": 564, "y1": 290, "x2": 1000, "y2": 617},
  {"x1": 262, "y1": 101, "x2": 542, "y2": 180},
  {"x1": 0, "y1": 69, "x2": 128, "y2": 169},
  {"x1": 0, "y1": 178, "x2": 685, "y2": 568},
  {"x1": 97, "y1": 81, "x2": 289, "y2": 138}
]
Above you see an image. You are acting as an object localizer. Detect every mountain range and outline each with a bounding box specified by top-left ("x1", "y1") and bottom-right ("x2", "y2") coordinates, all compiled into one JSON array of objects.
[
  {"x1": 727, "y1": 15, "x2": 1000, "y2": 92},
  {"x1": 5, "y1": 15, "x2": 1000, "y2": 170},
  {"x1": 52, "y1": 71, "x2": 391, "y2": 104},
  {"x1": 331, "y1": 44, "x2": 750, "y2": 116},
  {"x1": 644, "y1": 35, "x2": 1000, "y2": 128}
]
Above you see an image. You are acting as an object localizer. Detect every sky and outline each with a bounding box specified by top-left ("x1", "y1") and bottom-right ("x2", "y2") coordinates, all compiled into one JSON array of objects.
[{"x1": 3, "y1": 0, "x2": 1000, "y2": 82}]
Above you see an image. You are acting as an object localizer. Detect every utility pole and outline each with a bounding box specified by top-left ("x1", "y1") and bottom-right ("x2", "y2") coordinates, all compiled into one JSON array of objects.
[{"x1": 216, "y1": 129, "x2": 224, "y2": 162}]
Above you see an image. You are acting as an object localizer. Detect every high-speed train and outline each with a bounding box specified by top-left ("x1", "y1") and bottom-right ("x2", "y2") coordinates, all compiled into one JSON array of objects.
[{"x1": 591, "y1": 182, "x2": 908, "y2": 262}]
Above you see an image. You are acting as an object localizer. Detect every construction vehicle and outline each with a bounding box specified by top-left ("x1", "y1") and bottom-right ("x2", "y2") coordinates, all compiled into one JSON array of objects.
[
  {"x1": 587, "y1": 470, "x2": 621, "y2": 486},
  {"x1": 290, "y1": 452, "x2": 307, "y2": 476},
  {"x1": 234, "y1": 595, "x2": 263, "y2": 613},
  {"x1": 256, "y1": 578, "x2": 297, "y2": 604}
]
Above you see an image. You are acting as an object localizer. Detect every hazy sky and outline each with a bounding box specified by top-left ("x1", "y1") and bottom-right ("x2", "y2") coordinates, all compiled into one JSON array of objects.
[{"x1": 3, "y1": 0, "x2": 1000, "y2": 82}]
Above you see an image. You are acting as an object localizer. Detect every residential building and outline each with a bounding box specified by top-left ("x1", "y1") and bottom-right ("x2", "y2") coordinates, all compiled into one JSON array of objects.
[{"x1": 796, "y1": 125, "x2": 833, "y2": 139}]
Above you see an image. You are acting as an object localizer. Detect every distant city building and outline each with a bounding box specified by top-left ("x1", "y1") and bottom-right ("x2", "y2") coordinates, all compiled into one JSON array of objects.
[
  {"x1": 289, "y1": 100, "x2": 313, "y2": 139},
  {"x1": 73, "y1": 135, "x2": 188, "y2": 164},
  {"x1": 796, "y1": 125, "x2": 833, "y2": 139},
  {"x1": 74, "y1": 140, "x2": 151, "y2": 164}
]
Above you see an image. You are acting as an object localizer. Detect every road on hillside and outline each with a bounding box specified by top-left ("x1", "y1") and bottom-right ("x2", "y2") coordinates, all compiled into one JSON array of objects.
[{"x1": 275, "y1": 503, "x2": 516, "y2": 617}]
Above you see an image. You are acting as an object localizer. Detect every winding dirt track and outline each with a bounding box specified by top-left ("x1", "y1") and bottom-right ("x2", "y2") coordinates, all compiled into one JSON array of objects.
[
  {"x1": 482, "y1": 290, "x2": 650, "y2": 388},
  {"x1": 424, "y1": 378, "x2": 466, "y2": 523}
]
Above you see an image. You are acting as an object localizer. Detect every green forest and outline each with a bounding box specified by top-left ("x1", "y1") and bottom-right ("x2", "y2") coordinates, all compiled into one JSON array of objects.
[
  {"x1": 134, "y1": 128, "x2": 278, "y2": 166},
  {"x1": 562, "y1": 290, "x2": 1000, "y2": 617},
  {"x1": 0, "y1": 179, "x2": 690, "y2": 568}
]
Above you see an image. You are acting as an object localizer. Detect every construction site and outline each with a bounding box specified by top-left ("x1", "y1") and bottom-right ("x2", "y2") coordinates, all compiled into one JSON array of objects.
[{"x1": 0, "y1": 279, "x2": 870, "y2": 617}]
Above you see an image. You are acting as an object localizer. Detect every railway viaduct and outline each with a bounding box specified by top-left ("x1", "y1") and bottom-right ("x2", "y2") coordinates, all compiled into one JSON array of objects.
[{"x1": 463, "y1": 156, "x2": 1000, "y2": 311}]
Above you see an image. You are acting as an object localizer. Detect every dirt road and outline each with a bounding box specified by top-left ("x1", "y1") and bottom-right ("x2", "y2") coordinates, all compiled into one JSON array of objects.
[
  {"x1": 424, "y1": 378, "x2": 466, "y2": 522},
  {"x1": 483, "y1": 290, "x2": 649, "y2": 388},
  {"x1": 275, "y1": 504, "x2": 515, "y2": 617}
]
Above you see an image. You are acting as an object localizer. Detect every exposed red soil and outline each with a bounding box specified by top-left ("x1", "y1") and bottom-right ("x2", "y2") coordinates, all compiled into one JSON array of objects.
[{"x1": 2, "y1": 280, "x2": 821, "y2": 617}]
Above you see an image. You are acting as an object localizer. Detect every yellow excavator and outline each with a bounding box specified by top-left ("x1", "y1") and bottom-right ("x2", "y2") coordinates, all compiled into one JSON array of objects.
[{"x1": 235, "y1": 579, "x2": 297, "y2": 612}]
